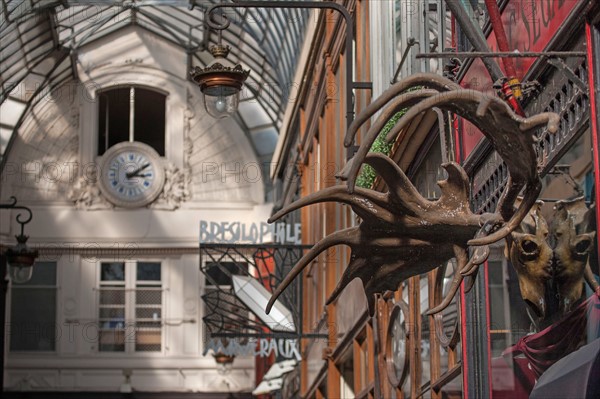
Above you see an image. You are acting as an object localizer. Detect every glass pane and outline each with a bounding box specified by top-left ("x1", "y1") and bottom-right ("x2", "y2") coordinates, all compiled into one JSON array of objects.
[
  {"x1": 99, "y1": 308, "x2": 125, "y2": 320},
  {"x1": 99, "y1": 330, "x2": 125, "y2": 352},
  {"x1": 99, "y1": 289, "x2": 125, "y2": 305},
  {"x1": 13, "y1": 261, "x2": 56, "y2": 286},
  {"x1": 10, "y1": 287, "x2": 56, "y2": 351},
  {"x1": 136, "y1": 289, "x2": 161, "y2": 305},
  {"x1": 440, "y1": 371, "x2": 463, "y2": 398},
  {"x1": 97, "y1": 88, "x2": 130, "y2": 155},
  {"x1": 101, "y1": 262, "x2": 125, "y2": 281},
  {"x1": 137, "y1": 262, "x2": 161, "y2": 281},
  {"x1": 339, "y1": 349, "x2": 354, "y2": 396},
  {"x1": 135, "y1": 330, "x2": 161, "y2": 352},
  {"x1": 358, "y1": 337, "x2": 368, "y2": 390},
  {"x1": 137, "y1": 321, "x2": 161, "y2": 329},
  {"x1": 134, "y1": 88, "x2": 165, "y2": 156},
  {"x1": 136, "y1": 308, "x2": 161, "y2": 320}
]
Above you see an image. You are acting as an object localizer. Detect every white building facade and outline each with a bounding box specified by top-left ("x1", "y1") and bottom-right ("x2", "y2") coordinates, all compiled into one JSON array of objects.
[{"x1": 0, "y1": 2, "x2": 310, "y2": 396}]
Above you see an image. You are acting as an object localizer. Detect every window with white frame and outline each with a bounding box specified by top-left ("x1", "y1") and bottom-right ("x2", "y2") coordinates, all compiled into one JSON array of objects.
[
  {"x1": 10, "y1": 261, "x2": 58, "y2": 351},
  {"x1": 97, "y1": 87, "x2": 166, "y2": 156},
  {"x1": 98, "y1": 261, "x2": 162, "y2": 353}
]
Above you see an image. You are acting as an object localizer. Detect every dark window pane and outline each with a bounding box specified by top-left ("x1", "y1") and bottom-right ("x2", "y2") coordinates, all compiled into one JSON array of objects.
[
  {"x1": 204, "y1": 262, "x2": 247, "y2": 286},
  {"x1": 99, "y1": 288, "x2": 125, "y2": 305},
  {"x1": 98, "y1": 94, "x2": 107, "y2": 154},
  {"x1": 98, "y1": 88, "x2": 130, "y2": 155},
  {"x1": 134, "y1": 88, "x2": 165, "y2": 155},
  {"x1": 136, "y1": 308, "x2": 161, "y2": 319},
  {"x1": 13, "y1": 261, "x2": 56, "y2": 286},
  {"x1": 99, "y1": 308, "x2": 125, "y2": 319},
  {"x1": 10, "y1": 289, "x2": 57, "y2": 351},
  {"x1": 136, "y1": 289, "x2": 161, "y2": 305},
  {"x1": 10, "y1": 262, "x2": 57, "y2": 351},
  {"x1": 99, "y1": 330, "x2": 125, "y2": 352},
  {"x1": 101, "y1": 263, "x2": 125, "y2": 281},
  {"x1": 137, "y1": 262, "x2": 161, "y2": 281}
]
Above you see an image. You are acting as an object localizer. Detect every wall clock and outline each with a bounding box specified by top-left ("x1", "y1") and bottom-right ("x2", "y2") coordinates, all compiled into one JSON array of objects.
[{"x1": 99, "y1": 141, "x2": 166, "y2": 208}]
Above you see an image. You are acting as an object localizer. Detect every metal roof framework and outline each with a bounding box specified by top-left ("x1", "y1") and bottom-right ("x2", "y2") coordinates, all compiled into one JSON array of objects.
[{"x1": 0, "y1": 0, "x2": 309, "y2": 166}]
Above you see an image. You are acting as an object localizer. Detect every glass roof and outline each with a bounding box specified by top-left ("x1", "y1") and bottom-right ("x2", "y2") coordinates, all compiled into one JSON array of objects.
[{"x1": 0, "y1": 0, "x2": 309, "y2": 164}]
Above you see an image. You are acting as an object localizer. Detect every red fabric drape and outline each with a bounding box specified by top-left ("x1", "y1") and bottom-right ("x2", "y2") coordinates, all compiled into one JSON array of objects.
[{"x1": 503, "y1": 292, "x2": 600, "y2": 377}]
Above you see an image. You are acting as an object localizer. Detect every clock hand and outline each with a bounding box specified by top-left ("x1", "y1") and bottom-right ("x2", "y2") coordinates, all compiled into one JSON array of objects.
[{"x1": 126, "y1": 163, "x2": 150, "y2": 179}]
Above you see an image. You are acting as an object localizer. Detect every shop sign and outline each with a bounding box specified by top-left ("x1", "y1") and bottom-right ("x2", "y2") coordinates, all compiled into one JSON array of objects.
[
  {"x1": 200, "y1": 221, "x2": 301, "y2": 244},
  {"x1": 204, "y1": 337, "x2": 301, "y2": 361}
]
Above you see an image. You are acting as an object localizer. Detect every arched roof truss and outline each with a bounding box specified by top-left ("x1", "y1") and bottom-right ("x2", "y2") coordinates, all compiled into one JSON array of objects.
[{"x1": 1, "y1": 0, "x2": 309, "y2": 166}]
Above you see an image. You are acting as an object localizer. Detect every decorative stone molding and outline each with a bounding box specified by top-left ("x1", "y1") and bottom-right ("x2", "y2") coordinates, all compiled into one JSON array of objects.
[
  {"x1": 151, "y1": 161, "x2": 190, "y2": 210},
  {"x1": 67, "y1": 176, "x2": 113, "y2": 210},
  {"x1": 38, "y1": 246, "x2": 199, "y2": 258},
  {"x1": 68, "y1": 160, "x2": 190, "y2": 210},
  {"x1": 69, "y1": 104, "x2": 80, "y2": 128},
  {"x1": 183, "y1": 89, "x2": 195, "y2": 198}
]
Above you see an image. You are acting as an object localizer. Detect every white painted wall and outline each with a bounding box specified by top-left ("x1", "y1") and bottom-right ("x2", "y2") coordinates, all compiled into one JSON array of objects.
[{"x1": 1, "y1": 26, "x2": 264, "y2": 393}]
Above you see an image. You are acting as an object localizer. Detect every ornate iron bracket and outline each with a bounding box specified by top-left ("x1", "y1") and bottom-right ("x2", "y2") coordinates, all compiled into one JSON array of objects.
[
  {"x1": 391, "y1": 37, "x2": 419, "y2": 84},
  {"x1": 0, "y1": 196, "x2": 38, "y2": 284},
  {"x1": 202, "y1": 0, "x2": 373, "y2": 159},
  {"x1": 0, "y1": 196, "x2": 33, "y2": 238}
]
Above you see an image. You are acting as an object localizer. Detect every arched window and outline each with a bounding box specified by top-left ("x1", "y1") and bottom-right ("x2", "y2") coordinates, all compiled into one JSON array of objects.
[{"x1": 98, "y1": 87, "x2": 166, "y2": 156}]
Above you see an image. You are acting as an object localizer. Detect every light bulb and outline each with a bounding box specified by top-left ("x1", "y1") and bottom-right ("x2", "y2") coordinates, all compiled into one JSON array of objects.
[
  {"x1": 215, "y1": 96, "x2": 227, "y2": 113},
  {"x1": 10, "y1": 265, "x2": 33, "y2": 284}
]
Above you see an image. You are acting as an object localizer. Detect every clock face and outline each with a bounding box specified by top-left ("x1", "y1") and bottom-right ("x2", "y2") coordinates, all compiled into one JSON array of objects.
[{"x1": 99, "y1": 142, "x2": 165, "y2": 208}]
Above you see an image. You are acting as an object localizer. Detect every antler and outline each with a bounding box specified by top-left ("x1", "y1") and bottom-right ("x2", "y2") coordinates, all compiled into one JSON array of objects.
[
  {"x1": 344, "y1": 76, "x2": 559, "y2": 245},
  {"x1": 267, "y1": 73, "x2": 559, "y2": 316},
  {"x1": 267, "y1": 154, "x2": 491, "y2": 316}
]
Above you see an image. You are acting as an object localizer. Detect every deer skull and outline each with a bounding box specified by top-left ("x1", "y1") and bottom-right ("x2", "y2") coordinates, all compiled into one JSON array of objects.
[
  {"x1": 551, "y1": 198, "x2": 597, "y2": 314},
  {"x1": 505, "y1": 200, "x2": 553, "y2": 318}
]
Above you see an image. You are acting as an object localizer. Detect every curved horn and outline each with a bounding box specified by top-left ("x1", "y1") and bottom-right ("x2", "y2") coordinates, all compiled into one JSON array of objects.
[
  {"x1": 468, "y1": 179, "x2": 541, "y2": 246},
  {"x1": 437, "y1": 162, "x2": 471, "y2": 207},
  {"x1": 464, "y1": 273, "x2": 478, "y2": 293},
  {"x1": 351, "y1": 88, "x2": 440, "y2": 148},
  {"x1": 363, "y1": 153, "x2": 429, "y2": 213},
  {"x1": 326, "y1": 257, "x2": 368, "y2": 305},
  {"x1": 460, "y1": 245, "x2": 490, "y2": 276},
  {"x1": 519, "y1": 112, "x2": 560, "y2": 133},
  {"x1": 268, "y1": 185, "x2": 393, "y2": 224},
  {"x1": 427, "y1": 246, "x2": 468, "y2": 315},
  {"x1": 344, "y1": 73, "x2": 460, "y2": 147},
  {"x1": 266, "y1": 227, "x2": 359, "y2": 314},
  {"x1": 346, "y1": 90, "x2": 440, "y2": 191}
]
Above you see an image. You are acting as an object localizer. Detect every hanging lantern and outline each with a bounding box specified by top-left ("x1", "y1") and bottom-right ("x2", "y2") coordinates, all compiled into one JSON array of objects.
[
  {"x1": 190, "y1": 44, "x2": 250, "y2": 119},
  {"x1": 5, "y1": 234, "x2": 38, "y2": 284}
]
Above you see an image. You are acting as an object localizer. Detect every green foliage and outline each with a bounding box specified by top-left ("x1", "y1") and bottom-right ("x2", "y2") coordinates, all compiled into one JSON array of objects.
[{"x1": 355, "y1": 111, "x2": 405, "y2": 189}]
